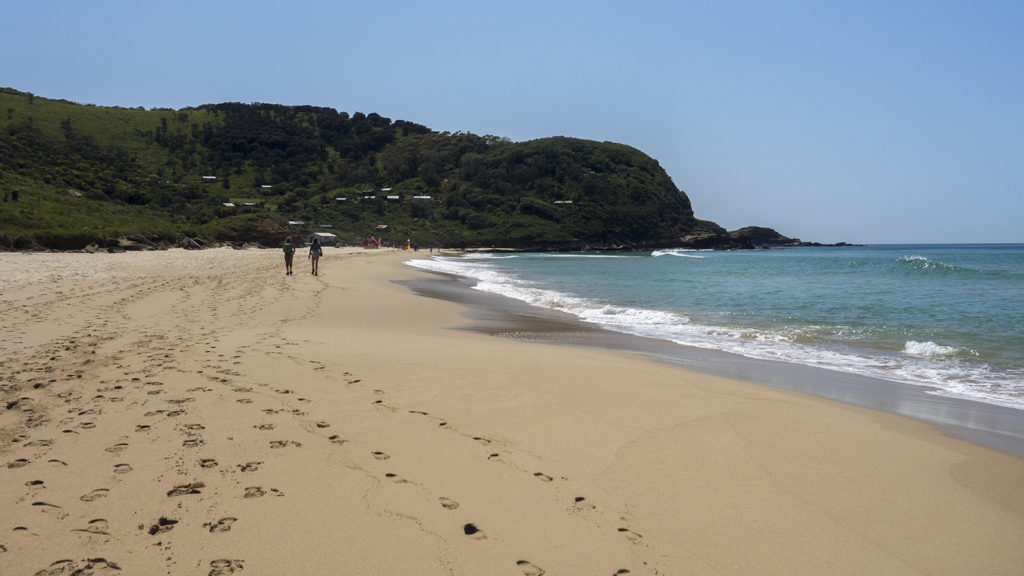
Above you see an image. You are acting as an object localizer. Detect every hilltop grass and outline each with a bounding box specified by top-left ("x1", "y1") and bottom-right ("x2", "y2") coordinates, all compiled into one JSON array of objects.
[
  {"x1": 1, "y1": 88, "x2": 728, "y2": 251},
  {"x1": 0, "y1": 175, "x2": 177, "y2": 249}
]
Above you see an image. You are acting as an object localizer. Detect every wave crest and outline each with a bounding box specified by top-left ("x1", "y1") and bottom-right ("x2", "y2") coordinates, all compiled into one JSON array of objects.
[
  {"x1": 896, "y1": 255, "x2": 965, "y2": 273},
  {"x1": 652, "y1": 249, "x2": 705, "y2": 258},
  {"x1": 903, "y1": 340, "x2": 958, "y2": 357}
]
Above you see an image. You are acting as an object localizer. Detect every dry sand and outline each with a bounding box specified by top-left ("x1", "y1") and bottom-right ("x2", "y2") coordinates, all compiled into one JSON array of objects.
[{"x1": 1, "y1": 247, "x2": 1022, "y2": 576}]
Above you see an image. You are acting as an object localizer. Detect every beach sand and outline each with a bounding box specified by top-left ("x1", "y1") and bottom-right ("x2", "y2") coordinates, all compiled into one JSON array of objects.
[{"x1": 1, "y1": 247, "x2": 1022, "y2": 576}]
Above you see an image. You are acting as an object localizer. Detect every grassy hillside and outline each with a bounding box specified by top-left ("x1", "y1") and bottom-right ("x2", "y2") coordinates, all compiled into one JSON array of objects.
[{"x1": 1, "y1": 88, "x2": 723, "y2": 250}]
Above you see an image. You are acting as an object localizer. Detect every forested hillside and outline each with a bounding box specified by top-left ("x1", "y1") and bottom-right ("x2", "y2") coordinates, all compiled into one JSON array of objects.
[{"x1": 0, "y1": 88, "x2": 784, "y2": 251}]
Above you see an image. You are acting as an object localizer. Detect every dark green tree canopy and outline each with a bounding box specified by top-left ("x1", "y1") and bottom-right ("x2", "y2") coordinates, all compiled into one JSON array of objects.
[{"x1": 2, "y1": 89, "x2": 786, "y2": 251}]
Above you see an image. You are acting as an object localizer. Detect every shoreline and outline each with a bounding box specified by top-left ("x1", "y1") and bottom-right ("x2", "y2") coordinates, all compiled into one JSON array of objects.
[
  {"x1": 399, "y1": 268, "x2": 1024, "y2": 458},
  {"x1": 2, "y1": 247, "x2": 1022, "y2": 575}
]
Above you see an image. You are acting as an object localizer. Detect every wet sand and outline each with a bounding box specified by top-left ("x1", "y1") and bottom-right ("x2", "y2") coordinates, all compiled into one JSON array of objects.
[{"x1": 400, "y1": 271, "x2": 1024, "y2": 458}]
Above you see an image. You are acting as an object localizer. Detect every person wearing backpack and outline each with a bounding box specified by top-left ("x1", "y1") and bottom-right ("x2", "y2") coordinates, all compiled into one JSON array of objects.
[{"x1": 282, "y1": 237, "x2": 295, "y2": 275}]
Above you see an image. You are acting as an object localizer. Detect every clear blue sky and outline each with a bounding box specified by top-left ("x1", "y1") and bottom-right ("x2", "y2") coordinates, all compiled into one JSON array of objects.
[{"x1": 4, "y1": 0, "x2": 1022, "y2": 243}]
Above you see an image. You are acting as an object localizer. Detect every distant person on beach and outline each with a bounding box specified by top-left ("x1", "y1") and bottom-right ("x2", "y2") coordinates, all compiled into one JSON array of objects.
[
  {"x1": 283, "y1": 237, "x2": 295, "y2": 275},
  {"x1": 308, "y1": 237, "x2": 322, "y2": 276}
]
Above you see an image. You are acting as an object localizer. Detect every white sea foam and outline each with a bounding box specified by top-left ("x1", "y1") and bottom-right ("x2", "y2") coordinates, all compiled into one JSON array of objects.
[
  {"x1": 530, "y1": 253, "x2": 630, "y2": 258},
  {"x1": 903, "y1": 340, "x2": 959, "y2": 357},
  {"x1": 651, "y1": 249, "x2": 705, "y2": 258},
  {"x1": 405, "y1": 254, "x2": 1024, "y2": 410},
  {"x1": 896, "y1": 255, "x2": 964, "y2": 272}
]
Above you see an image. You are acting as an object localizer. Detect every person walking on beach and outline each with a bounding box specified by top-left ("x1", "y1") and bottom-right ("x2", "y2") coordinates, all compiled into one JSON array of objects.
[
  {"x1": 308, "y1": 237, "x2": 322, "y2": 276},
  {"x1": 282, "y1": 237, "x2": 295, "y2": 275}
]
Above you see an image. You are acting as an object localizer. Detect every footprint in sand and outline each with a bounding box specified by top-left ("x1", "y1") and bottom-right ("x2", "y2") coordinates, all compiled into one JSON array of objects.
[
  {"x1": 372, "y1": 451, "x2": 390, "y2": 460},
  {"x1": 316, "y1": 421, "x2": 330, "y2": 428},
  {"x1": 384, "y1": 473, "x2": 409, "y2": 484},
  {"x1": 70, "y1": 516, "x2": 109, "y2": 532},
  {"x1": 148, "y1": 516, "x2": 178, "y2": 535},
  {"x1": 571, "y1": 496, "x2": 597, "y2": 512},
  {"x1": 237, "y1": 462, "x2": 262, "y2": 473},
  {"x1": 7, "y1": 458, "x2": 30, "y2": 468},
  {"x1": 244, "y1": 486, "x2": 283, "y2": 498},
  {"x1": 533, "y1": 472, "x2": 554, "y2": 482},
  {"x1": 209, "y1": 559, "x2": 244, "y2": 576},
  {"x1": 34, "y1": 558, "x2": 122, "y2": 575},
  {"x1": 167, "y1": 482, "x2": 205, "y2": 497},
  {"x1": 463, "y1": 523, "x2": 487, "y2": 540},
  {"x1": 113, "y1": 463, "x2": 132, "y2": 474},
  {"x1": 204, "y1": 517, "x2": 237, "y2": 533},
  {"x1": 516, "y1": 560, "x2": 546, "y2": 576},
  {"x1": 328, "y1": 435, "x2": 346, "y2": 445},
  {"x1": 183, "y1": 438, "x2": 205, "y2": 448},
  {"x1": 617, "y1": 528, "x2": 643, "y2": 543},
  {"x1": 254, "y1": 424, "x2": 274, "y2": 431},
  {"x1": 200, "y1": 459, "x2": 219, "y2": 469},
  {"x1": 269, "y1": 440, "x2": 302, "y2": 449},
  {"x1": 104, "y1": 443, "x2": 128, "y2": 454},
  {"x1": 26, "y1": 438, "x2": 55, "y2": 446},
  {"x1": 244, "y1": 486, "x2": 266, "y2": 498},
  {"x1": 80, "y1": 488, "x2": 110, "y2": 502},
  {"x1": 439, "y1": 497, "x2": 460, "y2": 510}
]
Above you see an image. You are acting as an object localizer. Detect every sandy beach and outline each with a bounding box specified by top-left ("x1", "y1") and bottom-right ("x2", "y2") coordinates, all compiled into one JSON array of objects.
[{"x1": 2, "y1": 247, "x2": 1023, "y2": 576}]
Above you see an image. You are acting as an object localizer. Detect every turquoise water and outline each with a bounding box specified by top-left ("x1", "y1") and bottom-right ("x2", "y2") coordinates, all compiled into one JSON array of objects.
[{"x1": 408, "y1": 245, "x2": 1024, "y2": 410}]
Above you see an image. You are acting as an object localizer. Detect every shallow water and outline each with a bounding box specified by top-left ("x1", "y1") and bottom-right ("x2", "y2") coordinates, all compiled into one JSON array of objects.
[{"x1": 408, "y1": 245, "x2": 1024, "y2": 411}]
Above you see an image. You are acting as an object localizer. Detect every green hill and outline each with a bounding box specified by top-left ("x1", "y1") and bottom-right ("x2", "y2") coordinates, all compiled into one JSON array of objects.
[{"x1": 1, "y1": 88, "x2": 743, "y2": 251}]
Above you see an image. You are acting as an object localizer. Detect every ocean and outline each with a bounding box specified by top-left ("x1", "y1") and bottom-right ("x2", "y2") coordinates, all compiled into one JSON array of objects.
[{"x1": 407, "y1": 244, "x2": 1024, "y2": 413}]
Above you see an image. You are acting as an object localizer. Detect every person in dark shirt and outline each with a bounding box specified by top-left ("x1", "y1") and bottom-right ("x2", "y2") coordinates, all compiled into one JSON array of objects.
[
  {"x1": 282, "y1": 237, "x2": 295, "y2": 275},
  {"x1": 308, "y1": 237, "x2": 322, "y2": 276}
]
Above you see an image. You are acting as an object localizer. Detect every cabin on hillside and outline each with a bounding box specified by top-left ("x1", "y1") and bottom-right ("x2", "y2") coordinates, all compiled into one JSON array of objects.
[{"x1": 308, "y1": 232, "x2": 337, "y2": 245}]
